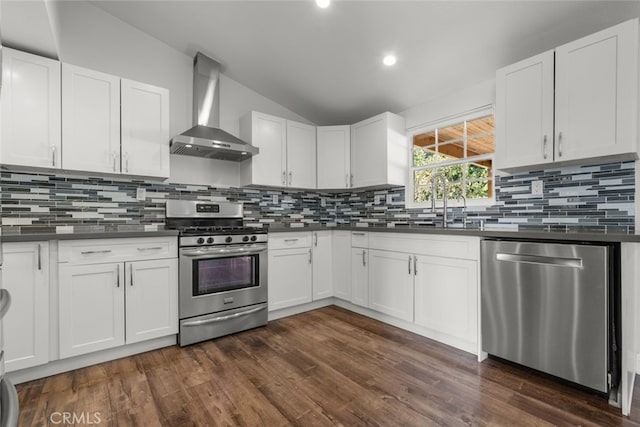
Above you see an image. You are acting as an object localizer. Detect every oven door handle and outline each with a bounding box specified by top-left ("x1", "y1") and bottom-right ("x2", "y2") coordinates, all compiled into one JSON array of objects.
[
  {"x1": 181, "y1": 247, "x2": 266, "y2": 257},
  {"x1": 182, "y1": 305, "x2": 267, "y2": 326}
]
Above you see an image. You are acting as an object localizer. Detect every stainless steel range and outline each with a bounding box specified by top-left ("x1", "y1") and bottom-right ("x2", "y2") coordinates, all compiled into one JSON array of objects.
[{"x1": 166, "y1": 200, "x2": 268, "y2": 346}]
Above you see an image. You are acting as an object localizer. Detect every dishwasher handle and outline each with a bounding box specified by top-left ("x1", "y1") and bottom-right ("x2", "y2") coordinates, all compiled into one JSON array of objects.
[{"x1": 496, "y1": 252, "x2": 583, "y2": 269}]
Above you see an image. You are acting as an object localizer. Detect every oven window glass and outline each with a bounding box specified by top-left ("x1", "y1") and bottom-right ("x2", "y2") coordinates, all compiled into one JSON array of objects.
[{"x1": 193, "y1": 255, "x2": 258, "y2": 295}]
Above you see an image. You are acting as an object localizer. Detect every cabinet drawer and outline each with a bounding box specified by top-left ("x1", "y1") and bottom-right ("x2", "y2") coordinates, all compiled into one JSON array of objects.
[
  {"x1": 268, "y1": 232, "x2": 312, "y2": 250},
  {"x1": 351, "y1": 231, "x2": 369, "y2": 248},
  {"x1": 369, "y1": 233, "x2": 479, "y2": 260},
  {"x1": 58, "y1": 237, "x2": 177, "y2": 264}
]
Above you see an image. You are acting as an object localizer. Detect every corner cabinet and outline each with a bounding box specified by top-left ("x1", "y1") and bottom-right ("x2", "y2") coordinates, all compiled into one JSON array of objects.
[
  {"x1": 350, "y1": 232, "x2": 369, "y2": 308},
  {"x1": 240, "y1": 111, "x2": 317, "y2": 189},
  {"x1": 496, "y1": 19, "x2": 639, "y2": 171},
  {"x1": 312, "y1": 231, "x2": 333, "y2": 300},
  {"x1": 317, "y1": 125, "x2": 351, "y2": 189},
  {"x1": 350, "y1": 112, "x2": 408, "y2": 188},
  {"x1": 0, "y1": 48, "x2": 61, "y2": 169},
  {"x1": 58, "y1": 237, "x2": 178, "y2": 358},
  {"x1": 332, "y1": 230, "x2": 352, "y2": 300},
  {"x1": 1, "y1": 242, "x2": 50, "y2": 372}
]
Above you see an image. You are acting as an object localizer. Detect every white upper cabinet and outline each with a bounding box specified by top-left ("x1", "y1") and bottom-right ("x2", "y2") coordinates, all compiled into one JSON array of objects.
[
  {"x1": 240, "y1": 111, "x2": 317, "y2": 189},
  {"x1": 240, "y1": 111, "x2": 287, "y2": 187},
  {"x1": 495, "y1": 50, "x2": 555, "y2": 170},
  {"x1": 350, "y1": 112, "x2": 408, "y2": 188},
  {"x1": 1, "y1": 48, "x2": 61, "y2": 169},
  {"x1": 496, "y1": 19, "x2": 639, "y2": 171},
  {"x1": 286, "y1": 120, "x2": 317, "y2": 188},
  {"x1": 62, "y1": 64, "x2": 121, "y2": 173},
  {"x1": 317, "y1": 125, "x2": 351, "y2": 189},
  {"x1": 121, "y1": 79, "x2": 170, "y2": 178}
]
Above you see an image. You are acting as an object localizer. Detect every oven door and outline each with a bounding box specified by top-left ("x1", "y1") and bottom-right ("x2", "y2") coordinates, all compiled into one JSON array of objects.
[{"x1": 179, "y1": 244, "x2": 268, "y2": 319}]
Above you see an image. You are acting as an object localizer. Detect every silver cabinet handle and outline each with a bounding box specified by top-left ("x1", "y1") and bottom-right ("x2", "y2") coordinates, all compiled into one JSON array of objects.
[
  {"x1": 284, "y1": 238, "x2": 299, "y2": 243},
  {"x1": 558, "y1": 131, "x2": 563, "y2": 157},
  {"x1": 314, "y1": 232, "x2": 318, "y2": 247},
  {"x1": 125, "y1": 152, "x2": 129, "y2": 173},
  {"x1": 113, "y1": 152, "x2": 117, "y2": 172},
  {"x1": 408, "y1": 255, "x2": 412, "y2": 275},
  {"x1": 543, "y1": 135, "x2": 547, "y2": 160},
  {"x1": 352, "y1": 232, "x2": 365, "y2": 236},
  {"x1": 345, "y1": 173, "x2": 349, "y2": 187},
  {"x1": 413, "y1": 255, "x2": 417, "y2": 276},
  {"x1": 130, "y1": 264, "x2": 134, "y2": 287},
  {"x1": 51, "y1": 145, "x2": 56, "y2": 167},
  {"x1": 116, "y1": 264, "x2": 121, "y2": 288},
  {"x1": 137, "y1": 247, "x2": 163, "y2": 251},
  {"x1": 37, "y1": 244, "x2": 42, "y2": 270},
  {"x1": 0, "y1": 290, "x2": 12, "y2": 320},
  {"x1": 350, "y1": 174, "x2": 354, "y2": 187},
  {"x1": 81, "y1": 249, "x2": 112, "y2": 255},
  {"x1": 288, "y1": 171, "x2": 292, "y2": 186},
  {"x1": 309, "y1": 248, "x2": 312, "y2": 264},
  {"x1": 282, "y1": 171, "x2": 286, "y2": 185},
  {"x1": 362, "y1": 250, "x2": 366, "y2": 266}
]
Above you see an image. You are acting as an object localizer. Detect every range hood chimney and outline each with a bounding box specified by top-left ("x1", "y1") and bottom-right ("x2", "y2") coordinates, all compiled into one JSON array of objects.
[{"x1": 170, "y1": 52, "x2": 258, "y2": 161}]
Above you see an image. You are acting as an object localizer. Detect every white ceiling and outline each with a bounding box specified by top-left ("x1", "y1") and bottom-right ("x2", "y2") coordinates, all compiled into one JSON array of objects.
[{"x1": 24, "y1": 1, "x2": 640, "y2": 125}]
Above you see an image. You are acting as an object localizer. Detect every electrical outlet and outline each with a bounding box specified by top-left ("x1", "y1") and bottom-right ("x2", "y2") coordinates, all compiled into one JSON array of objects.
[
  {"x1": 531, "y1": 180, "x2": 544, "y2": 196},
  {"x1": 136, "y1": 187, "x2": 146, "y2": 201}
]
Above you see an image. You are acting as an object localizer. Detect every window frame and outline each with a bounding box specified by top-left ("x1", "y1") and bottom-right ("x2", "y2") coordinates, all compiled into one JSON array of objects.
[{"x1": 406, "y1": 106, "x2": 496, "y2": 209}]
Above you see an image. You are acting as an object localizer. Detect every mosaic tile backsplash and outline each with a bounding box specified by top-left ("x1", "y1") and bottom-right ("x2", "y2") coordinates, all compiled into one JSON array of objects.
[{"x1": 0, "y1": 160, "x2": 635, "y2": 234}]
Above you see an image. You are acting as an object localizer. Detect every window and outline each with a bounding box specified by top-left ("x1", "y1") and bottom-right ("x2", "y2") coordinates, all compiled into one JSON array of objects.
[{"x1": 408, "y1": 109, "x2": 495, "y2": 207}]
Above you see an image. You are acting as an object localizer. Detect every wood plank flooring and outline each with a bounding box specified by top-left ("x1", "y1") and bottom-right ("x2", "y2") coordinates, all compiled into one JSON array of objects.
[{"x1": 16, "y1": 305, "x2": 640, "y2": 426}]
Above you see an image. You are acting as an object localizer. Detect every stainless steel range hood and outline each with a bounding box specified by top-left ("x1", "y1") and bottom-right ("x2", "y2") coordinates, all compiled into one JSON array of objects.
[{"x1": 170, "y1": 52, "x2": 258, "y2": 161}]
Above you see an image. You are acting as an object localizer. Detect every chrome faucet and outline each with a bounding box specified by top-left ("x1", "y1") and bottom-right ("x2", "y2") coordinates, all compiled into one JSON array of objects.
[
  {"x1": 430, "y1": 173, "x2": 448, "y2": 228},
  {"x1": 457, "y1": 195, "x2": 467, "y2": 227}
]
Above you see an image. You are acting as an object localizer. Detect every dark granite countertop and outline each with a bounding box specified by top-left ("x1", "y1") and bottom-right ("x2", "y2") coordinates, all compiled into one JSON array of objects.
[
  {"x1": 1, "y1": 230, "x2": 179, "y2": 243},
  {"x1": 266, "y1": 225, "x2": 640, "y2": 243}
]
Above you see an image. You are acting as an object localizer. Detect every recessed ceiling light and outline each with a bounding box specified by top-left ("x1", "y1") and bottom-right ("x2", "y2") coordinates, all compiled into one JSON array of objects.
[
  {"x1": 316, "y1": 0, "x2": 330, "y2": 8},
  {"x1": 383, "y1": 55, "x2": 397, "y2": 66}
]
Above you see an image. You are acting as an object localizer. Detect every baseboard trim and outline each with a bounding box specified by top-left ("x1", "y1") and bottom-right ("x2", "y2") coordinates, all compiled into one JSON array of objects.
[
  {"x1": 7, "y1": 335, "x2": 177, "y2": 385},
  {"x1": 268, "y1": 298, "x2": 334, "y2": 321}
]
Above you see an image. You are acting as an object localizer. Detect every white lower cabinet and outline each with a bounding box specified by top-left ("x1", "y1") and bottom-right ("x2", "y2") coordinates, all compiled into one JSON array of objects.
[
  {"x1": 414, "y1": 256, "x2": 478, "y2": 349},
  {"x1": 1, "y1": 242, "x2": 50, "y2": 372},
  {"x1": 58, "y1": 237, "x2": 178, "y2": 358},
  {"x1": 332, "y1": 231, "x2": 351, "y2": 300},
  {"x1": 312, "y1": 231, "x2": 333, "y2": 300},
  {"x1": 369, "y1": 250, "x2": 414, "y2": 322},
  {"x1": 268, "y1": 233, "x2": 313, "y2": 311},
  {"x1": 59, "y1": 262, "x2": 125, "y2": 358},
  {"x1": 350, "y1": 247, "x2": 369, "y2": 307}
]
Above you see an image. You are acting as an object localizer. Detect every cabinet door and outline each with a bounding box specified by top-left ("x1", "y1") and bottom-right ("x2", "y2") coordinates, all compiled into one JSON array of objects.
[
  {"x1": 369, "y1": 250, "x2": 414, "y2": 322},
  {"x1": 414, "y1": 256, "x2": 477, "y2": 347},
  {"x1": 332, "y1": 231, "x2": 351, "y2": 300},
  {"x1": 62, "y1": 64, "x2": 121, "y2": 173},
  {"x1": 495, "y1": 50, "x2": 554, "y2": 170},
  {"x1": 1, "y1": 242, "x2": 49, "y2": 372},
  {"x1": 317, "y1": 125, "x2": 350, "y2": 189},
  {"x1": 121, "y1": 79, "x2": 170, "y2": 178},
  {"x1": 1, "y1": 48, "x2": 61, "y2": 168},
  {"x1": 351, "y1": 114, "x2": 387, "y2": 188},
  {"x1": 268, "y1": 247, "x2": 313, "y2": 311},
  {"x1": 286, "y1": 120, "x2": 316, "y2": 189},
  {"x1": 125, "y1": 258, "x2": 178, "y2": 344},
  {"x1": 312, "y1": 231, "x2": 333, "y2": 300},
  {"x1": 555, "y1": 19, "x2": 638, "y2": 162},
  {"x1": 350, "y1": 248, "x2": 369, "y2": 307},
  {"x1": 59, "y1": 263, "x2": 125, "y2": 358},
  {"x1": 246, "y1": 112, "x2": 287, "y2": 187}
]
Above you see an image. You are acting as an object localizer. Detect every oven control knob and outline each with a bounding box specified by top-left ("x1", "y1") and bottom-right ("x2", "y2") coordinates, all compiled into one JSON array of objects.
[
  {"x1": 250, "y1": 236, "x2": 257, "y2": 242},
  {"x1": 242, "y1": 236, "x2": 250, "y2": 242},
  {"x1": 197, "y1": 237, "x2": 205, "y2": 244},
  {"x1": 225, "y1": 236, "x2": 233, "y2": 243},
  {"x1": 207, "y1": 237, "x2": 214, "y2": 244}
]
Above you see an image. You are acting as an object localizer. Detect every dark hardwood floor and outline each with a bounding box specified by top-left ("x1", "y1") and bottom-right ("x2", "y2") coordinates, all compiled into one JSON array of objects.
[{"x1": 16, "y1": 306, "x2": 640, "y2": 426}]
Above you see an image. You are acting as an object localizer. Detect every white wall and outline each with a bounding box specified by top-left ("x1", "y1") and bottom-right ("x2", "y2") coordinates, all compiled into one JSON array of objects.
[{"x1": 45, "y1": 0, "x2": 313, "y2": 187}]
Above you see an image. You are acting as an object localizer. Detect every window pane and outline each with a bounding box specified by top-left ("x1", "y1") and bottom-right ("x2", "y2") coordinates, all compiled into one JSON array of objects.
[
  {"x1": 466, "y1": 179, "x2": 492, "y2": 199},
  {"x1": 438, "y1": 122, "x2": 465, "y2": 145},
  {"x1": 438, "y1": 141, "x2": 465, "y2": 162},
  {"x1": 413, "y1": 130, "x2": 435, "y2": 148},
  {"x1": 467, "y1": 115, "x2": 495, "y2": 157},
  {"x1": 467, "y1": 115, "x2": 494, "y2": 139},
  {"x1": 468, "y1": 160, "x2": 492, "y2": 180},
  {"x1": 413, "y1": 147, "x2": 437, "y2": 167}
]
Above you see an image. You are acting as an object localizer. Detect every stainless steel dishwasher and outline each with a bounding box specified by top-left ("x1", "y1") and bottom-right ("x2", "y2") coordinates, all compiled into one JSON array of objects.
[{"x1": 481, "y1": 239, "x2": 618, "y2": 395}]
